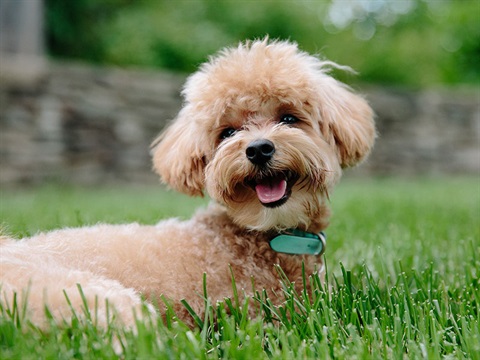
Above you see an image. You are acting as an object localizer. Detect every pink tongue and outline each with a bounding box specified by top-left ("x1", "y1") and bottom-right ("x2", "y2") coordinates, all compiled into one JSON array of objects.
[{"x1": 255, "y1": 179, "x2": 287, "y2": 204}]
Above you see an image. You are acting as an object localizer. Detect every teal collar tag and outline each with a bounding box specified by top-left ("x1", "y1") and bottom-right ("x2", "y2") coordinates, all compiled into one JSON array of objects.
[{"x1": 270, "y1": 229, "x2": 326, "y2": 255}]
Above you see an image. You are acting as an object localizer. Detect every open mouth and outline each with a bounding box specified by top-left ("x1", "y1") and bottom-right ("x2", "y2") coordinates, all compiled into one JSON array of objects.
[{"x1": 246, "y1": 171, "x2": 299, "y2": 208}]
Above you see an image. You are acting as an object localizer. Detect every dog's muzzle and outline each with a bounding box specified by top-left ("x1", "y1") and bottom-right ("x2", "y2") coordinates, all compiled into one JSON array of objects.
[{"x1": 245, "y1": 138, "x2": 300, "y2": 208}]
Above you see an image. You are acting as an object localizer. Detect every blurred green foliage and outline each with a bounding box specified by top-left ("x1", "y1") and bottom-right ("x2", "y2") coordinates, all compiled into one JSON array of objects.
[{"x1": 45, "y1": 0, "x2": 479, "y2": 88}]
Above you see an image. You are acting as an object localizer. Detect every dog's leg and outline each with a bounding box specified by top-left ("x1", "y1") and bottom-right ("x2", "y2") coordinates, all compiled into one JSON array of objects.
[{"x1": 1, "y1": 259, "x2": 155, "y2": 329}]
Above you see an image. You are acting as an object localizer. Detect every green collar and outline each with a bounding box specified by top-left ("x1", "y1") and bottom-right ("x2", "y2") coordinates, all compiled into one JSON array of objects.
[{"x1": 270, "y1": 229, "x2": 326, "y2": 256}]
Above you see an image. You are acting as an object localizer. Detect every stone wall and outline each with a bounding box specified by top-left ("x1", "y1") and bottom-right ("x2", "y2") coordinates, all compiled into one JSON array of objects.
[
  {"x1": 1, "y1": 62, "x2": 479, "y2": 185},
  {"x1": 1, "y1": 63, "x2": 183, "y2": 184},
  {"x1": 358, "y1": 86, "x2": 479, "y2": 176}
]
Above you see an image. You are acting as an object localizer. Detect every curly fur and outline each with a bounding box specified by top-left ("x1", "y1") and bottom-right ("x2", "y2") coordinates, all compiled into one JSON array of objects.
[{"x1": 1, "y1": 39, "x2": 375, "y2": 327}]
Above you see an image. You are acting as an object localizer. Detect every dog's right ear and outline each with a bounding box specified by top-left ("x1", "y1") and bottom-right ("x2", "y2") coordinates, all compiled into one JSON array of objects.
[{"x1": 151, "y1": 106, "x2": 206, "y2": 196}]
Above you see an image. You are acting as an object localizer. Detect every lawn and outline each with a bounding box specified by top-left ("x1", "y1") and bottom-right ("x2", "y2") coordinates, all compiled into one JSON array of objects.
[{"x1": 0, "y1": 177, "x2": 479, "y2": 359}]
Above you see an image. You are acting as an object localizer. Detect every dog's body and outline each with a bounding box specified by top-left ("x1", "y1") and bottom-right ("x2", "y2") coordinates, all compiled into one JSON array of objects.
[
  {"x1": 1, "y1": 204, "x2": 325, "y2": 326},
  {"x1": 1, "y1": 39, "x2": 375, "y2": 327}
]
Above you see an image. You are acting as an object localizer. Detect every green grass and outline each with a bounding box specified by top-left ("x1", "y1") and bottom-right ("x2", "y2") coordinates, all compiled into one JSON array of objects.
[{"x1": 1, "y1": 177, "x2": 479, "y2": 359}]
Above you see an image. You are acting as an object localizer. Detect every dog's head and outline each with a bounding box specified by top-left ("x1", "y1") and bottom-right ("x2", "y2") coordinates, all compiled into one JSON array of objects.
[{"x1": 152, "y1": 39, "x2": 375, "y2": 231}]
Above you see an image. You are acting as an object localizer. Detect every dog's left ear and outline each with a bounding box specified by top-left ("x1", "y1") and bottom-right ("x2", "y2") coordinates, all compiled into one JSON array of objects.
[
  {"x1": 320, "y1": 80, "x2": 376, "y2": 167},
  {"x1": 151, "y1": 106, "x2": 206, "y2": 196}
]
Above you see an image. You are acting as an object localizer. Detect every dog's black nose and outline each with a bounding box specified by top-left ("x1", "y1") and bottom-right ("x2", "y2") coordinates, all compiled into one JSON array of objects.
[{"x1": 246, "y1": 139, "x2": 275, "y2": 165}]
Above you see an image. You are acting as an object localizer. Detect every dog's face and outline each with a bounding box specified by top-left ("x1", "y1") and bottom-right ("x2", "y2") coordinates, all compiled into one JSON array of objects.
[{"x1": 152, "y1": 40, "x2": 375, "y2": 231}]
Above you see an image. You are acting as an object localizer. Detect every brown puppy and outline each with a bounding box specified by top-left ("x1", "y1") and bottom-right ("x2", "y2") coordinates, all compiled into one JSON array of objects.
[{"x1": 0, "y1": 39, "x2": 375, "y2": 327}]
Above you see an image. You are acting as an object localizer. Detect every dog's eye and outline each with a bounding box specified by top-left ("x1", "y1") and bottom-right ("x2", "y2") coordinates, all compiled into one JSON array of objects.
[
  {"x1": 220, "y1": 127, "x2": 237, "y2": 140},
  {"x1": 280, "y1": 114, "x2": 299, "y2": 125}
]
